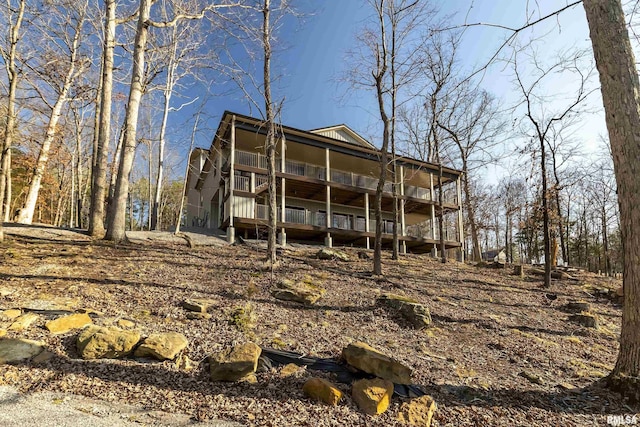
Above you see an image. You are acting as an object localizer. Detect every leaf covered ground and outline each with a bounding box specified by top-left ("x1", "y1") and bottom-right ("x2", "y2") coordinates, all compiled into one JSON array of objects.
[{"x1": 0, "y1": 224, "x2": 634, "y2": 426}]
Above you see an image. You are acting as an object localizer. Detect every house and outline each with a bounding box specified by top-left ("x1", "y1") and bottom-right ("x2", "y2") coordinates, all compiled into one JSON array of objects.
[
  {"x1": 185, "y1": 111, "x2": 464, "y2": 257},
  {"x1": 482, "y1": 249, "x2": 507, "y2": 264}
]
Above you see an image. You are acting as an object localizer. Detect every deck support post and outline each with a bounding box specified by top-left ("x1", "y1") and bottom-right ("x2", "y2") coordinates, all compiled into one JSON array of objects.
[
  {"x1": 280, "y1": 135, "x2": 286, "y2": 247},
  {"x1": 227, "y1": 115, "x2": 236, "y2": 244},
  {"x1": 325, "y1": 148, "x2": 331, "y2": 247},
  {"x1": 457, "y1": 175, "x2": 464, "y2": 262},
  {"x1": 364, "y1": 192, "x2": 370, "y2": 249}
]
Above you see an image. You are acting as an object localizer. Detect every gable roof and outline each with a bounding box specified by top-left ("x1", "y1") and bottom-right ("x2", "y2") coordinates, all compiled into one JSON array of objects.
[{"x1": 308, "y1": 124, "x2": 376, "y2": 149}]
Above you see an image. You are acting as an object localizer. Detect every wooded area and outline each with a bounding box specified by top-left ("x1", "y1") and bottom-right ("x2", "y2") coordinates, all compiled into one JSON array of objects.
[{"x1": 1, "y1": 0, "x2": 639, "y2": 405}]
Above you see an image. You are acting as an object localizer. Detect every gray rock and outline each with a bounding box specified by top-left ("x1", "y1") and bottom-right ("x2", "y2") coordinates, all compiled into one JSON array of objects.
[
  {"x1": 316, "y1": 248, "x2": 350, "y2": 261},
  {"x1": 376, "y1": 293, "x2": 431, "y2": 329},
  {"x1": 0, "y1": 338, "x2": 45, "y2": 364}
]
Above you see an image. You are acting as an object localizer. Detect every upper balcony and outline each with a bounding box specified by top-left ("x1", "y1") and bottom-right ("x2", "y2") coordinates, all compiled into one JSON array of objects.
[{"x1": 229, "y1": 149, "x2": 458, "y2": 205}]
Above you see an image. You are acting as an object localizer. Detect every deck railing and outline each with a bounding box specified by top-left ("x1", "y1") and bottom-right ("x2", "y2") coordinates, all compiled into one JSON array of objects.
[{"x1": 233, "y1": 149, "x2": 453, "y2": 202}]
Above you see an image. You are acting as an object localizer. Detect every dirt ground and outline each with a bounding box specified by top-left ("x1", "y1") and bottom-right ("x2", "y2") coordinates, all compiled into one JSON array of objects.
[{"x1": 0, "y1": 223, "x2": 634, "y2": 426}]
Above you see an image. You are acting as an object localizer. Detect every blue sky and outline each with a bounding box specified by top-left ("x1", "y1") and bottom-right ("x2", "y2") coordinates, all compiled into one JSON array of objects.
[{"x1": 165, "y1": 1, "x2": 609, "y2": 178}]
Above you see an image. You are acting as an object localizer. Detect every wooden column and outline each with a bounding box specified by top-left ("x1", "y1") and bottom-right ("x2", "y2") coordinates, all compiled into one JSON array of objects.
[
  {"x1": 365, "y1": 192, "x2": 370, "y2": 249},
  {"x1": 227, "y1": 115, "x2": 236, "y2": 243},
  {"x1": 457, "y1": 175, "x2": 465, "y2": 262},
  {"x1": 430, "y1": 172, "x2": 436, "y2": 256},
  {"x1": 279, "y1": 135, "x2": 286, "y2": 246},
  {"x1": 400, "y1": 165, "x2": 406, "y2": 254},
  {"x1": 325, "y1": 148, "x2": 332, "y2": 247}
]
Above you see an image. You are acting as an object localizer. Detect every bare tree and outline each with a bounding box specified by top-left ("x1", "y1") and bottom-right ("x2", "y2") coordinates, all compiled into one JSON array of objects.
[
  {"x1": 436, "y1": 83, "x2": 504, "y2": 262},
  {"x1": 0, "y1": 0, "x2": 26, "y2": 240},
  {"x1": 584, "y1": 0, "x2": 640, "y2": 400},
  {"x1": 511, "y1": 48, "x2": 594, "y2": 287},
  {"x1": 17, "y1": 0, "x2": 90, "y2": 224},
  {"x1": 105, "y1": 0, "x2": 238, "y2": 242}
]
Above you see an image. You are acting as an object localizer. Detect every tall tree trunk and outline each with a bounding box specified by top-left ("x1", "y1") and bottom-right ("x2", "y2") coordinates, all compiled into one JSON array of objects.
[
  {"x1": 262, "y1": 0, "x2": 278, "y2": 265},
  {"x1": 17, "y1": 2, "x2": 85, "y2": 224},
  {"x1": 461, "y1": 167, "x2": 481, "y2": 261},
  {"x1": 4, "y1": 151, "x2": 11, "y2": 222},
  {"x1": 106, "y1": 0, "x2": 151, "y2": 243},
  {"x1": 0, "y1": 0, "x2": 26, "y2": 240},
  {"x1": 89, "y1": 0, "x2": 115, "y2": 238},
  {"x1": 602, "y1": 205, "x2": 610, "y2": 275},
  {"x1": 583, "y1": 0, "x2": 640, "y2": 401},
  {"x1": 539, "y1": 140, "x2": 552, "y2": 287}
]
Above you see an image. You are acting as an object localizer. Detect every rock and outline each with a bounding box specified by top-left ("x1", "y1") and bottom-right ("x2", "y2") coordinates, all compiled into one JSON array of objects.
[
  {"x1": 182, "y1": 298, "x2": 217, "y2": 313},
  {"x1": 351, "y1": 378, "x2": 394, "y2": 415},
  {"x1": 186, "y1": 312, "x2": 212, "y2": 320},
  {"x1": 342, "y1": 341, "x2": 412, "y2": 384},
  {"x1": 302, "y1": 377, "x2": 343, "y2": 406},
  {"x1": 175, "y1": 353, "x2": 193, "y2": 371},
  {"x1": 519, "y1": 370, "x2": 544, "y2": 385},
  {"x1": 376, "y1": 294, "x2": 431, "y2": 329},
  {"x1": 569, "y1": 314, "x2": 598, "y2": 328},
  {"x1": 117, "y1": 319, "x2": 136, "y2": 329},
  {"x1": 280, "y1": 363, "x2": 304, "y2": 378},
  {"x1": 8, "y1": 313, "x2": 39, "y2": 331},
  {"x1": 0, "y1": 329, "x2": 5, "y2": 338},
  {"x1": 256, "y1": 355, "x2": 273, "y2": 373},
  {"x1": 0, "y1": 338, "x2": 45, "y2": 364},
  {"x1": 357, "y1": 251, "x2": 370, "y2": 260},
  {"x1": 210, "y1": 342, "x2": 261, "y2": 381},
  {"x1": 76, "y1": 325, "x2": 140, "y2": 359},
  {"x1": 134, "y1": 332, "x2": 188, "y2": 361},
  {"x1": 0, "y1": 309, "x2": 22, "y2": 321},
  {"x1": 616, "y1": 286, "x2": 623, "y2": 297},
  {"x1": 32, "y1": 350, "x2": 55, "y2": 364},
  {"x1": 316, "y1": 248, "x2": 350, "y2": 261},
  {"x1": 564, "y1": 301, "x2": 591, "y2": 313},
  {"x1": 271, "y1": 279, "x2": 326, "y2": 305},
  {"x1": 45, "y1": 313, "x2": 93, "y2": 334},
  {"x1": 398, "y1": 395, "x2": 437, "y2": 427}
]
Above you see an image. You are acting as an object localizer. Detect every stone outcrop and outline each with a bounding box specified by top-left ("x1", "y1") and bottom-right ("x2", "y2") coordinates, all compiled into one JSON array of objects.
[
  {"x1": 182, "y1": 298, "x2": 217, "y2": 313},
  {"x1": 302, "y1": 377, "x2": 342, "y2": 406},
  {"x1": 398, "y1": 395, "x2": 437, "y2": 426},
  {"x1": 134, "y1": 332, "x2": 188, "y2": 361},
  {"x1": 342, "y1": 341, "x2": 413, "y2": 384},
  {"x1": 271, "y1": 279, "x2": 326, "y2": 305},
  {"x1": 76, "y1": 325, "x2": 141, "y2": 359},
  {"x1": 210, "y1": 342, "x2": 261, "y2": 382},
  {"x1": 564, "y1": 301, "x2": 591, "y2": 313},
  {"x1": 45, "y1": 313, "x2": 93, "y2": 334},
  {"x1": 376, "y1": 294, "x2": 431, "y2": 329},
  {"x1": 8, "y1": 313, "x2": 39, "y2": 331},
  {"x1": 0, "y1": 338, "x2": 45, "y2": 364},
  {"x1": 316, "y1": 248, "x2": 350, "y2": 262},
  {"x1": 351, "y1": 378, "x2": 394, "y2": 415},
  {"x1": 568, "y1": 314, "x2": 598, "y2": 328}
]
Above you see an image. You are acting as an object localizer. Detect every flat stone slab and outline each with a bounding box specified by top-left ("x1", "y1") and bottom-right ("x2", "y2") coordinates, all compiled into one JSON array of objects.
[
  {"x1": 182, "y1": 299, "x2": 218, "y2": 313},
  {"x1": 9, "y1": 313, "x2": 39, "y2": 331},
  {"x1": 0, "y1": 338, "x2": 45, "y2": 364},
  {"x1": 45, "y1": 313, "x2": 93, "y2": 334}
]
